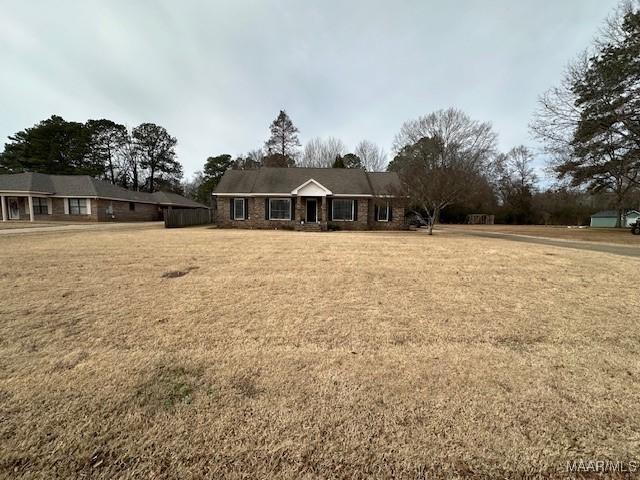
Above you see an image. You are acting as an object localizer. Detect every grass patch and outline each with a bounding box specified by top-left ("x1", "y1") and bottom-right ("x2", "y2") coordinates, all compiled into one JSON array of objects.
[{"x1": 135, "y1": 365, "x2": 201, "y2": 412}]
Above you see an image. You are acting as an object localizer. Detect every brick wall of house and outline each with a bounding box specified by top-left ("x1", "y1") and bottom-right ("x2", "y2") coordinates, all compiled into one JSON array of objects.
[
  {"x1": 215, "y1": 196, "x2": 298, "y2": 229},
  {"x1": 367, "y1": 201, "x2": 406, "y2": 230},
  {"x1": 31, "y1": 198, "x2": 99, "y2": 222},
  {"x1": 29, "y1": 198, "x2": 161, "y2": 222},
  {"x1": 326, "y1": 197, "x2": 369, "y2": 231},
  {"x1": 95, "y1": 199, "x2": 161, "y2": 222},
  {"x1": 214, "y1": 195, "x2": 405, "y2": 230}
]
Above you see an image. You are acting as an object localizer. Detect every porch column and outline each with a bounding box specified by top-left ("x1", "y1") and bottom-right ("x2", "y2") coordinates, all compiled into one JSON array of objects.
[
  {"x1": 321, "y1": 197, "x2": 327, "y2": 223},
  {"x1": 1, "y1": 196, "x2": 6, "y2": 222},
  {"x1": 28, "y1": 195, "x2": 35, "y2": 222}
]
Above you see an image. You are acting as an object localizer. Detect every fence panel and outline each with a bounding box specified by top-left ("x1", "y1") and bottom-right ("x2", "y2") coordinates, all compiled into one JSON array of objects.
[{"x1": 164, "y1": 208, "x2": 212, "y2": 228}]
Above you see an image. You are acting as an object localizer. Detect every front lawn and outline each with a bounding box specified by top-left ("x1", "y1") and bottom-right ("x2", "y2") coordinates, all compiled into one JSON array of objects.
[{"x1": 1, "y1": 227, "x2": 639, "y2": 478}]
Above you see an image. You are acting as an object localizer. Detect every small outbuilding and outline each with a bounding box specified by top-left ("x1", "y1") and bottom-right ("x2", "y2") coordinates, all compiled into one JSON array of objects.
[{"x1": 590, "y1": 209, "x2": 640, "y2": 228}]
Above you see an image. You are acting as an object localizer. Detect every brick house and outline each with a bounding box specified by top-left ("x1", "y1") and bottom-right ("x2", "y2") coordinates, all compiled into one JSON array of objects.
[
  {"x1": 0, "y1": 172, "x2": 208, "y2": 223},
  {"x1": 212, "y1": 167, "x2": 406, "y2": 231}
]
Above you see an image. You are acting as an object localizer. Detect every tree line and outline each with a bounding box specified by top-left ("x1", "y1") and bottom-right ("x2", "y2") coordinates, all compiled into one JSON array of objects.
[
  {"x1": 0, "y1": 116, "x2": 183, "y2": 193},
  {"x1": 3, "y1": 3, "x2": 639, "y2": 223},
  {"x1": 389, "y1": 1, "x2": 640, "y2": 231},
  {"x1": 185, "y1": 109, "x2": 390, "y2": 204}
]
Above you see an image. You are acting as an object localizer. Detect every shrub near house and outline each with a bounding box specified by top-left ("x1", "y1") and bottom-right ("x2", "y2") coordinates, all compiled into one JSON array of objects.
[{"x1": 212, "y1": 167, "x2": 406, "y2": 231}]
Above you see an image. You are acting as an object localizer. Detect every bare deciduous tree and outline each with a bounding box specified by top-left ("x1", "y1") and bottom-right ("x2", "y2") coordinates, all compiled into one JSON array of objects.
[
  {"x1": 299, "y1": 137, "x2": 346, "y2": 167},
  {"x1": 354, "y1": 140, "x2": 387, "y2": 171},
  {"x1": 390, "y1": 109, "x2": 498, "y2": 234}
]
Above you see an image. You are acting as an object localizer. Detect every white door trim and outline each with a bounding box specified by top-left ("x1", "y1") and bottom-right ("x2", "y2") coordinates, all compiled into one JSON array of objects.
[{"x1": 8, "y1": 197, "x2": 19, "y2": 220}]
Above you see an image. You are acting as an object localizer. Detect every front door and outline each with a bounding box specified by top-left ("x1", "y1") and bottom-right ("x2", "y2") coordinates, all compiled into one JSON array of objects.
[
  {"x1": 8, "y1": 197, "x2": 19, "y2": 220},
  {"x1": 306, "y1": 199, "x2": 317, "y2": 223}
]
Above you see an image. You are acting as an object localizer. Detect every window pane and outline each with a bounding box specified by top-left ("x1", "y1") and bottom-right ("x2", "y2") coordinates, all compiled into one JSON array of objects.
[
  {"x1": 234, "y1": 198, "x2": 244, "y2": 219},
  {"x1": 332, "y1": 199, "x2": 353, "y2": 221},
  {"x1": 269, "y1": 199, "x2": 291, "y2": 220},
  {"x1": 69, "y1": 199, "x2": 87, "y2": 215},
  {"x1": 378, "y1": 203, "x2": 389, "y2": 221},
  {"x1": 33, "y1": 198, "x2": 48, "y2": 215}
]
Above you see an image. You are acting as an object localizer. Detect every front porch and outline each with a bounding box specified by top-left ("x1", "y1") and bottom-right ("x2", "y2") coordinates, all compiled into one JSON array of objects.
[
  {"x1": 294, "y1": 196, "x2": 327, "y2": 231},
  {"x1": 0, "y1": 195, "x2": 36, "y2": 222}
]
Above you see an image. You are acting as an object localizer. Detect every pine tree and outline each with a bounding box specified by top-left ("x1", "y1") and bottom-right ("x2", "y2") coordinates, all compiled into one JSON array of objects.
[{"x1": 264, "y1": 110, "x2": 300, "y2": 165}]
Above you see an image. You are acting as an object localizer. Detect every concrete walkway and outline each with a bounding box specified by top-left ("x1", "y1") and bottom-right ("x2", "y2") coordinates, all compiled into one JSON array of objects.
[
  {"x1": 0, "y1": 222, "x2": 163, "y2": 236},
  {"x1": 436, "y1": 226, "x2": 640, "y2": 259}
]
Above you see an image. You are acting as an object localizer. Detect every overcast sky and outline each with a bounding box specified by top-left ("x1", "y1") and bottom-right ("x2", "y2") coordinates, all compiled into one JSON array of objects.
[{"x1": 0, "y1": 0, "x2": 619, "y2": 180}]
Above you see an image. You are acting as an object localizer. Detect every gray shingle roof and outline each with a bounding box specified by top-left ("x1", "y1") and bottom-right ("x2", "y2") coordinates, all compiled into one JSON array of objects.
[
  {"x1": 0, "y1": 173, "x2": 207, "y2": 208},
  {"x1": 367, "y1": 172, "x2": 403, "y2": 195},
  {"x1": 151, "y1": 191, "x2": 207, "y2": 208},
  {"x1": 214, "y1": 168, "x2": 401, "y2": 196},
  {"x1": 0, "y1": 172, "x2": 55, "y2": 193},
  {"x1": 591, "y1": 209, "x2": 640, "y2": 218}
]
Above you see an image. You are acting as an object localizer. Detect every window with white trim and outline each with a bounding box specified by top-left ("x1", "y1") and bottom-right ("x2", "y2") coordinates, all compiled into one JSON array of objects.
[
  {"x1": 233, "y1": 198, "x2": 245, "y2": 220},
  {"x1": 33, "y1": 197, "x2": 48, "y2": 215},
  {"x1": 377, "y1": 202, "x2": 390, "y2": 221},
  {"x1": 332, "y1": 199, "x2": 354, "y2": 221},
  {"x1": 269, "y1": 198, "x2": 291, "y2": 220},
  {"x1": 69, "y1": 198, "x2": 88, "y2": 215}
]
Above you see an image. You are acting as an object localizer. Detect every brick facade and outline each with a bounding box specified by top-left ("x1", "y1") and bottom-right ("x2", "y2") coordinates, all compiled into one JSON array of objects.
[
  {"x1": 8, "y1": 197, "x2": 163, "y2": 223},
  {"x1": 95, "y1": 199, "x2": 161, "y2": 222},
  {"x1": 214, "y1": 195, "x2": 406, "y2": 231}
]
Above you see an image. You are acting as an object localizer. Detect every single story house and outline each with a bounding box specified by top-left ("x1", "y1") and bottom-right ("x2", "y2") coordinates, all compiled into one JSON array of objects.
[
  {"x1": 212, "y1": 167, "x2": 406, "y2": 231},
  {"x1": 590, "y1": 209, "x2": 640, "y2": 228},
  {"x1": 0, "y1": 172, "x2": 207, "y2": 222}
]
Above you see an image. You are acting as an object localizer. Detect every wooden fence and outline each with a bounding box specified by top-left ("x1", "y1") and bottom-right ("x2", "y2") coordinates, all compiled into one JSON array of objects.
[{"x1": 164, "y1": 208, "x2": 212, "y2": 228}]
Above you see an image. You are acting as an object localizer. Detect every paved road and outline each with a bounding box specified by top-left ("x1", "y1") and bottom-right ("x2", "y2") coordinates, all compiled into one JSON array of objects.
[
  {"x1": 0, "y1": 222, "x2": 163, "y2": 236},
  {"x1": 437, "y1": 227, "x2": 640, "y2": 259}
]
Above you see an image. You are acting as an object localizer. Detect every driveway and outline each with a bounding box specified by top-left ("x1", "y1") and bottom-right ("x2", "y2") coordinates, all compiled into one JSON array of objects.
[{"x1": 436, "y1": 226, "x2": 640, "y2": 259}]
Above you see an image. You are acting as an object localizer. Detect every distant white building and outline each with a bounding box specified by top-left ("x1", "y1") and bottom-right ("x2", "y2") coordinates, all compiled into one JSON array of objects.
[{"x1": 590, "y1": 209, "x2": 640, "y2": 228}]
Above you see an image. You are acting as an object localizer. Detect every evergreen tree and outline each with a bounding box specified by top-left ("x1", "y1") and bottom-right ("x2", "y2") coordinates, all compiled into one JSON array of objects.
[
  {"x1": 332, "y1": 155, "x2": 345, "y2": 168},
  {"x1": 0, "y1": 115, "x2": 95, "y2": 175},
  {"x1": 196, "y1": 154, "x2": 233, "y2": 203},
  {"x1": 132, "y1": 123, "x2": 181, "y2": 192},
  {"x1": 264, "y1": 110, "x2": 300, "y2": 165},
  {"x1": 85, "y1": 119, "x2": 128, "y2": 184}
]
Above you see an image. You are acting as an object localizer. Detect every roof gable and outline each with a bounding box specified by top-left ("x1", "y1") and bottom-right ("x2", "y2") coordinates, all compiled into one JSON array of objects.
[{"x1": 291, "y1": 178, "x2": 332, "y2": 196}]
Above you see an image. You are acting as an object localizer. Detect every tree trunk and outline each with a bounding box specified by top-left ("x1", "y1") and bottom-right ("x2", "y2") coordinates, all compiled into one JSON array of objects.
[
  {"x1": 150, "y1": 163, "x2": 155, "y2": 192},
  {"x1": 133, "y1": 164, "x2": 139, "y2": 191},
  {"x1": 108, "y1": 151, "x2": 115, "y2": 185}
]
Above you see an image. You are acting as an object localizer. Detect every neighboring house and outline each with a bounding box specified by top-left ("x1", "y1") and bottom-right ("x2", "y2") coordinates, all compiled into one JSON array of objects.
[
  {"x1": 590, "y1": 209, "x2": 640, "y2": 228},
  {"x1": 0, "y1": 172, "x2": 207, "y2": 222},
  {"x1": 212, "y1": 167, "x2": 406, "y2": 231}
]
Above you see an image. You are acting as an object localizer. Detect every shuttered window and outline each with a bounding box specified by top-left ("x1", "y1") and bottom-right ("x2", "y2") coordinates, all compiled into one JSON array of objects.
[
  {"x1": 332, "y1": 199, "x2": 354, "y2": 221},
  {"x1": 269, "y1": 198, "x2": 291, "y2": 220},
  {"x1": 377, "y1": 202, "x2": 389, "y2": 221},
  {"x1": 33, "y1": 198, "x2": 48, "y2": 215},
  {"x1": 233, "y1": 198, "x2": 245, "y2": 220},
  {"x1": 69, "y1": 199, "x2": 88, "y2": 215}
]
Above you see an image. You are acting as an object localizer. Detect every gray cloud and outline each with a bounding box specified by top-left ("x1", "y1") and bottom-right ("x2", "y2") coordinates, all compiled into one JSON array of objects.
[{"x1": 0, "y1": 0, "x2": 619, "y2": 179}]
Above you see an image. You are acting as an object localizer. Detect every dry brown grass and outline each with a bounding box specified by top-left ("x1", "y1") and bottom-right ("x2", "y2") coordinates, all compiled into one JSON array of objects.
[
  {"x1": 0, "y1": 222, "x2": 67, "y2": 230},
  {"x1": 442, "y1": 224, "x2": 640, "y2": 246},
  {"x1": 1, "y1": 226, "x2": 640, "y2": 479}
]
